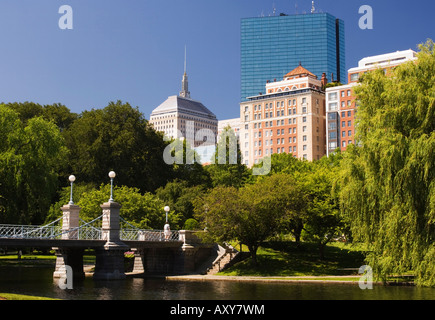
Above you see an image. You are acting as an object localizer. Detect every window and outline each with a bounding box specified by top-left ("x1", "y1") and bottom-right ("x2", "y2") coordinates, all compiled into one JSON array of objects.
[
  {"x1": 350, "y1": 73, "x2": 359, "y2": 82},
  {"x1": 342, "y1": 141, "x2": 346, "y2": 147},
  {"x1": 329, "y1": 132, "x2": 337, "y2": 139},
  {"x1": 348, "y1": 121, "x2": 352, "y2": 127},
  {"x1": 328, "y1": 102, "x2": 338, "y2": 111},
  {"x1": 342, "y1": 131, "x2": 346, "y2": 137},
  {"x1": 277, "y1": 130, "x2": 280, "y2": 135},
  {"x1": 341, "y1": 91, "x2": 345, "y2": 97},
  {"x1": 281, "y1": 129, "x2": 284, "y2": 135},
  {"x1": 348, "y1": 130, "x2": 352, "y2": 136},
  {"x1": 293, "y1": 137, "x2": 296, "y2": 143},
  {"x1": 293, "y1": 146, "x2": 296, "y2": 152},
  {"x1": 342, "y1": 121, "x2": 346, "y2": 127},
  {"x1": 328, "y1": 113, "x2": 337, "y2": 120},
  {"x1": 328, "y1": 92, "x2": 337, "y2": 100},
  {"x1": 303, "y1": 116, "x2": 307, "y2": 123},
  {"x1": 293, "y1": 107, "x2": 296, "y2": 115},
  {"x1": 303, "y1": 126, "x2": 307, "y2": 132},
  {"x1": 303, "y1": 135, "x2": 307, "y2": 141},
  {"x1": 347, "y1": 90, "x2": 351, "y2": 97},
  {"x1": 302, "y1": 106, "x2": 307, "y2": 113},
  {"x1": 341, "y1": 111, "x2": 346, "y2": 118},
  {"x1": 347, "y1": 111, "x2": 352, "y2": 117}
]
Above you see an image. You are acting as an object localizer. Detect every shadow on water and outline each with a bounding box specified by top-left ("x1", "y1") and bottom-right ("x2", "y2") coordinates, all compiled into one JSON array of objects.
[{"x1": 0, "y1": 266, "x2": 434, "y2": 300}]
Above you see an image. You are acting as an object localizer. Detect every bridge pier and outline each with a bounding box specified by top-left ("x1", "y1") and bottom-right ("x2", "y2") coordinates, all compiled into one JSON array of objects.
[
  {"x1": 131, "y1": 231, "x2": 214, "y2": 275},
  {"x1": 53, "y1": 247, "x2": 85, "y2": 280},
  {"x1": 93, "y1": 201, "x2": 129, "y2": 280}
]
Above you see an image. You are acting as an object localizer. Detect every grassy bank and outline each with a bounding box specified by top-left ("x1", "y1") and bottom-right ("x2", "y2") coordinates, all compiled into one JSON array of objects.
[
  {"x1": 0, "y1": 293, "x2": 59, "y2": 300},
  {"x1": 220, "y1": 241, "x2": 367, "y2": 277}
]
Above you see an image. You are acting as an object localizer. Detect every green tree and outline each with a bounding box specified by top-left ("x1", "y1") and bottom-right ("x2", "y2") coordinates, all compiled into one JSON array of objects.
[
  {"x1": 340, "y1": 40, "x2": 435, "y2": 286},
  {"x1": 155, "y1": 179, "x2": 206, "y2": 227},
  {"x1": 206, "y1": 126, "x2": 250, "y2": 188},
  {"x1": 0, "y1": 105, "x2": 65, "y2": 224},
  {"x1": 195, "y1": 174, "x2": 303, "y2": 265},
  {"x1": 63, "y1": 101, "x2": 173, "y2": 193}
]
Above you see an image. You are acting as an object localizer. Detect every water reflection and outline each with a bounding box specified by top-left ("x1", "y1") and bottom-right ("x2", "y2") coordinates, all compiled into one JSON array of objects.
[{"x1": 0, "y1": 266, "x2": 434, "y2": 300}]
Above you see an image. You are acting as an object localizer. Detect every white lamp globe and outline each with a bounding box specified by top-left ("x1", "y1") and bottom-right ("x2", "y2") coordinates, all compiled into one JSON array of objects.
[
  {"x1": 164, "y1": 206, "x2": 170, "y2": 212},
  {"x1": 69, "y1": 175, "x2": 76, "y2": 183},
  {"x1": 108, "y1": 171, "x2": 116, "y2": 179}
]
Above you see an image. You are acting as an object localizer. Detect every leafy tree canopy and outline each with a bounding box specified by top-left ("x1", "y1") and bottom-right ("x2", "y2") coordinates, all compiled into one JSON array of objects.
[{"x1": 340, "y1": 40, "x2": 435, "y2": 286}]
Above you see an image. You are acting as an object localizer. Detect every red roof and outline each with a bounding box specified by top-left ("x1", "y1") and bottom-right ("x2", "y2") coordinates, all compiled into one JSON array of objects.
[{"x1": 284, "y1": 64, "x2": 317, "y2": 79}]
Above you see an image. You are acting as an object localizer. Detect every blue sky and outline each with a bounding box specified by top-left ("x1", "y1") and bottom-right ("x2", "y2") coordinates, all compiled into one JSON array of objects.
[{"x1": 0, "y1": 0, "x2": 433, "y2": 120}]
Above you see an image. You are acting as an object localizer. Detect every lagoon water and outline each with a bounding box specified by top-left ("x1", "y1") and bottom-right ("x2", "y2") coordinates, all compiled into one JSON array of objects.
[{"x1": 0, "y1": 266, "x2": 434, "y2": 300}]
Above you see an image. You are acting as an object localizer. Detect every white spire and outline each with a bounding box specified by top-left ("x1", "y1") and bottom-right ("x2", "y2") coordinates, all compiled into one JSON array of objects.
[
  {"x1": 180, "y1": 45, "x2": 190, "y2": 99},
  {"x1": 184, "y1": 45, "x2": 187, "y2": 74},
  {"x1": 311, "y1": 1, "x2": 315, "y2": 14}
]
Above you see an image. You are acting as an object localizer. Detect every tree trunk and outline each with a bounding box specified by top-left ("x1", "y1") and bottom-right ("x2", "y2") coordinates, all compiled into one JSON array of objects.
[{"x1": 248, "y1": 245, "x2": 258, "y2": 266}]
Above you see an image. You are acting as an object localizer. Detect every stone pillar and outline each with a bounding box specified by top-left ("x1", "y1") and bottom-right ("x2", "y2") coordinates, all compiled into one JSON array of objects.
[
  {"x1": 131, "y1": 248, "x2": 147, "y2": 274},
  {"x1": 100, "y1": 201, "x2": 122, "y2": 244},
  {"x1": 178, "y1": 230, "x2": 200, "y2": 274},
  {"x1": 53, "y1": 247, "x2": 85, "y2": 280},
  {"x1": 93, "y1": 201, "x2": 129, "y2": 280},
  {"x1": 60, "y1": 204, "x2": 81, "y2": 239}
]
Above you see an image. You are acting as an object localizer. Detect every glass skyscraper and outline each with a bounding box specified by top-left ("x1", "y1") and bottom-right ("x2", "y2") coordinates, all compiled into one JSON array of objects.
[{"x1": 241, "y1": 13, "x2": 345, "y2": 101}]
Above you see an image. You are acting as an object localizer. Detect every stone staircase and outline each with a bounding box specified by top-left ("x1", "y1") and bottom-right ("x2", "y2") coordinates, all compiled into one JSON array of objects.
[{"x1": 205, "y1": 243, "x2": 240, "y2": 275}]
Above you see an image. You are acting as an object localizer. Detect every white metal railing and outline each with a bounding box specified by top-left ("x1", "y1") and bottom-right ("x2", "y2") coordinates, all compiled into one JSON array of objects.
[
  {"x1": 0, "y1": 216, "x2": 179, "y2": 242},
  {"x1": 120, "y1": 229, "x2": 179, "y2": 242}
]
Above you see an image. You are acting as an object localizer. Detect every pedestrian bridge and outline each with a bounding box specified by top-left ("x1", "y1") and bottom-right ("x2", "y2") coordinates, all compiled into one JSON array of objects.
[{"x1": 0, "y1": 201, "x2": 219, "y2": 281}]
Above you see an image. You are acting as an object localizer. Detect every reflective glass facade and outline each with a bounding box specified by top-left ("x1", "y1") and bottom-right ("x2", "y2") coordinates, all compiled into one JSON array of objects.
[{"x1": 241, "y1": 13, "x2": 345, "y2": 101}]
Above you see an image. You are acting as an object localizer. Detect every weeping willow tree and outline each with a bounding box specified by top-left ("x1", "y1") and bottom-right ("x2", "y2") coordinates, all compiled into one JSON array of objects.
[{"x1": 340, "y1": 40, "x2": 435, "y2": 287}]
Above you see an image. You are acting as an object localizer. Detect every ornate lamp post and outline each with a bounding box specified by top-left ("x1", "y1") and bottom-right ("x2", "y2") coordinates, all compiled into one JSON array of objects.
[
  {"x1": 164, "y1": 206, "x2": 170, "y2": 223},
  {"x1": 108, "y1": 171, "x2": 116, "y2": 202},
  {"x1": 164, "y1": 206, "x2": 171, "y2": 240},
  {"x1": 68, "y1": 175, "x2": 76, "y2": 205}
]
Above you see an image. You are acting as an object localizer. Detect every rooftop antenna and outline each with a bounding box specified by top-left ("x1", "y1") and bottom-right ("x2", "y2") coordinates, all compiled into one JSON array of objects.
[
  {"x1": 295, "y1": 2, "x2": 298, "y2": 14},
  {"x1": 311, "y1": 1, "x2": 315, "y2": 14},
  {"x1": 184, "y1": 45, "x2": 187, "y2": 74},
  {"x1": 273, "y1": 2, "x2": 276, "y2": 16}
]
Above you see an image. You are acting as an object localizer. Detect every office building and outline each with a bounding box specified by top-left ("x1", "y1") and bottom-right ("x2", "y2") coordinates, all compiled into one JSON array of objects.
[
  {"x1": 241, "y1": 12, "x2": 345, "y2": 102},
  {"x1": 240, "y1": 64, "x2": 327, "y2": 166},
  {"x1": 326, "y1": 49, "x2": 417, "y2": 155},
  {"x1": 150, "y1": 66, "x2": 218, "y2": 148}
]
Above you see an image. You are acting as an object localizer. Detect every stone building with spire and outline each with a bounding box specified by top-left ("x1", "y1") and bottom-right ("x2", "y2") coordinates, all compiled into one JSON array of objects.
[{"x1": 149, "y1": 50, "x2": 218, "y2": 148}]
